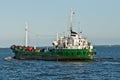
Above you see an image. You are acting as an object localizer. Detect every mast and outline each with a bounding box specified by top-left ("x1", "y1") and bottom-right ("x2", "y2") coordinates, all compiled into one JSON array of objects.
[
  {"x1": 70, "y1": 8, "x2": 74, "y2": 33},
  {"x1": 56, "y1": 33, "x2": 59, "y2": 41},
  {"x1": 25, "y1": 22, "x2": 28, "y2": 47}
]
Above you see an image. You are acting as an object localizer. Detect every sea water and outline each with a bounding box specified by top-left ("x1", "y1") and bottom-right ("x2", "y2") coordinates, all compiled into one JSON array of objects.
[{"x1": 0, "y1": 46, "x2": 120, "y2": 80}]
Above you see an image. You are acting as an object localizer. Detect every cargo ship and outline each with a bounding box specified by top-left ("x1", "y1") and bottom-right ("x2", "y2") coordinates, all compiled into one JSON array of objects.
[{"x1": 10, "y1": 9, "x2": 96, "y2": 61}]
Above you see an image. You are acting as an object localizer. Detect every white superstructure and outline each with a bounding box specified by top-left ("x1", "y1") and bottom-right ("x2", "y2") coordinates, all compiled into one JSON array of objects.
[{"x1": 52, "y1": 9, "x2": 93, "y2": 49}]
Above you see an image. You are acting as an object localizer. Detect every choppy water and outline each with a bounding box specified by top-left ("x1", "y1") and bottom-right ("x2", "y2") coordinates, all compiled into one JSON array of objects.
[{"x1": 0, "y1": 46, "x2": 120, "y2": 80}]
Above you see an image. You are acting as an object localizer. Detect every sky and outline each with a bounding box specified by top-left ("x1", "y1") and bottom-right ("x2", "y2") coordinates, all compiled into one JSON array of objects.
[{"x1": 0, "y1": 0, "x2": 120, "y2": 47}]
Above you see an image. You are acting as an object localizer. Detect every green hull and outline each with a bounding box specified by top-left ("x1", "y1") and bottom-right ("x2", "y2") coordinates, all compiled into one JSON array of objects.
[{"x1": 12, "y1": 48, "x2": 96, "y2": 61}]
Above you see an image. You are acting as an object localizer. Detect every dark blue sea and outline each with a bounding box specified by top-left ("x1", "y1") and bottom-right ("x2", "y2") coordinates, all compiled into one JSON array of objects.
[{"x1": 0, "y1": 46, "x2": 120, "y2": 80}]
